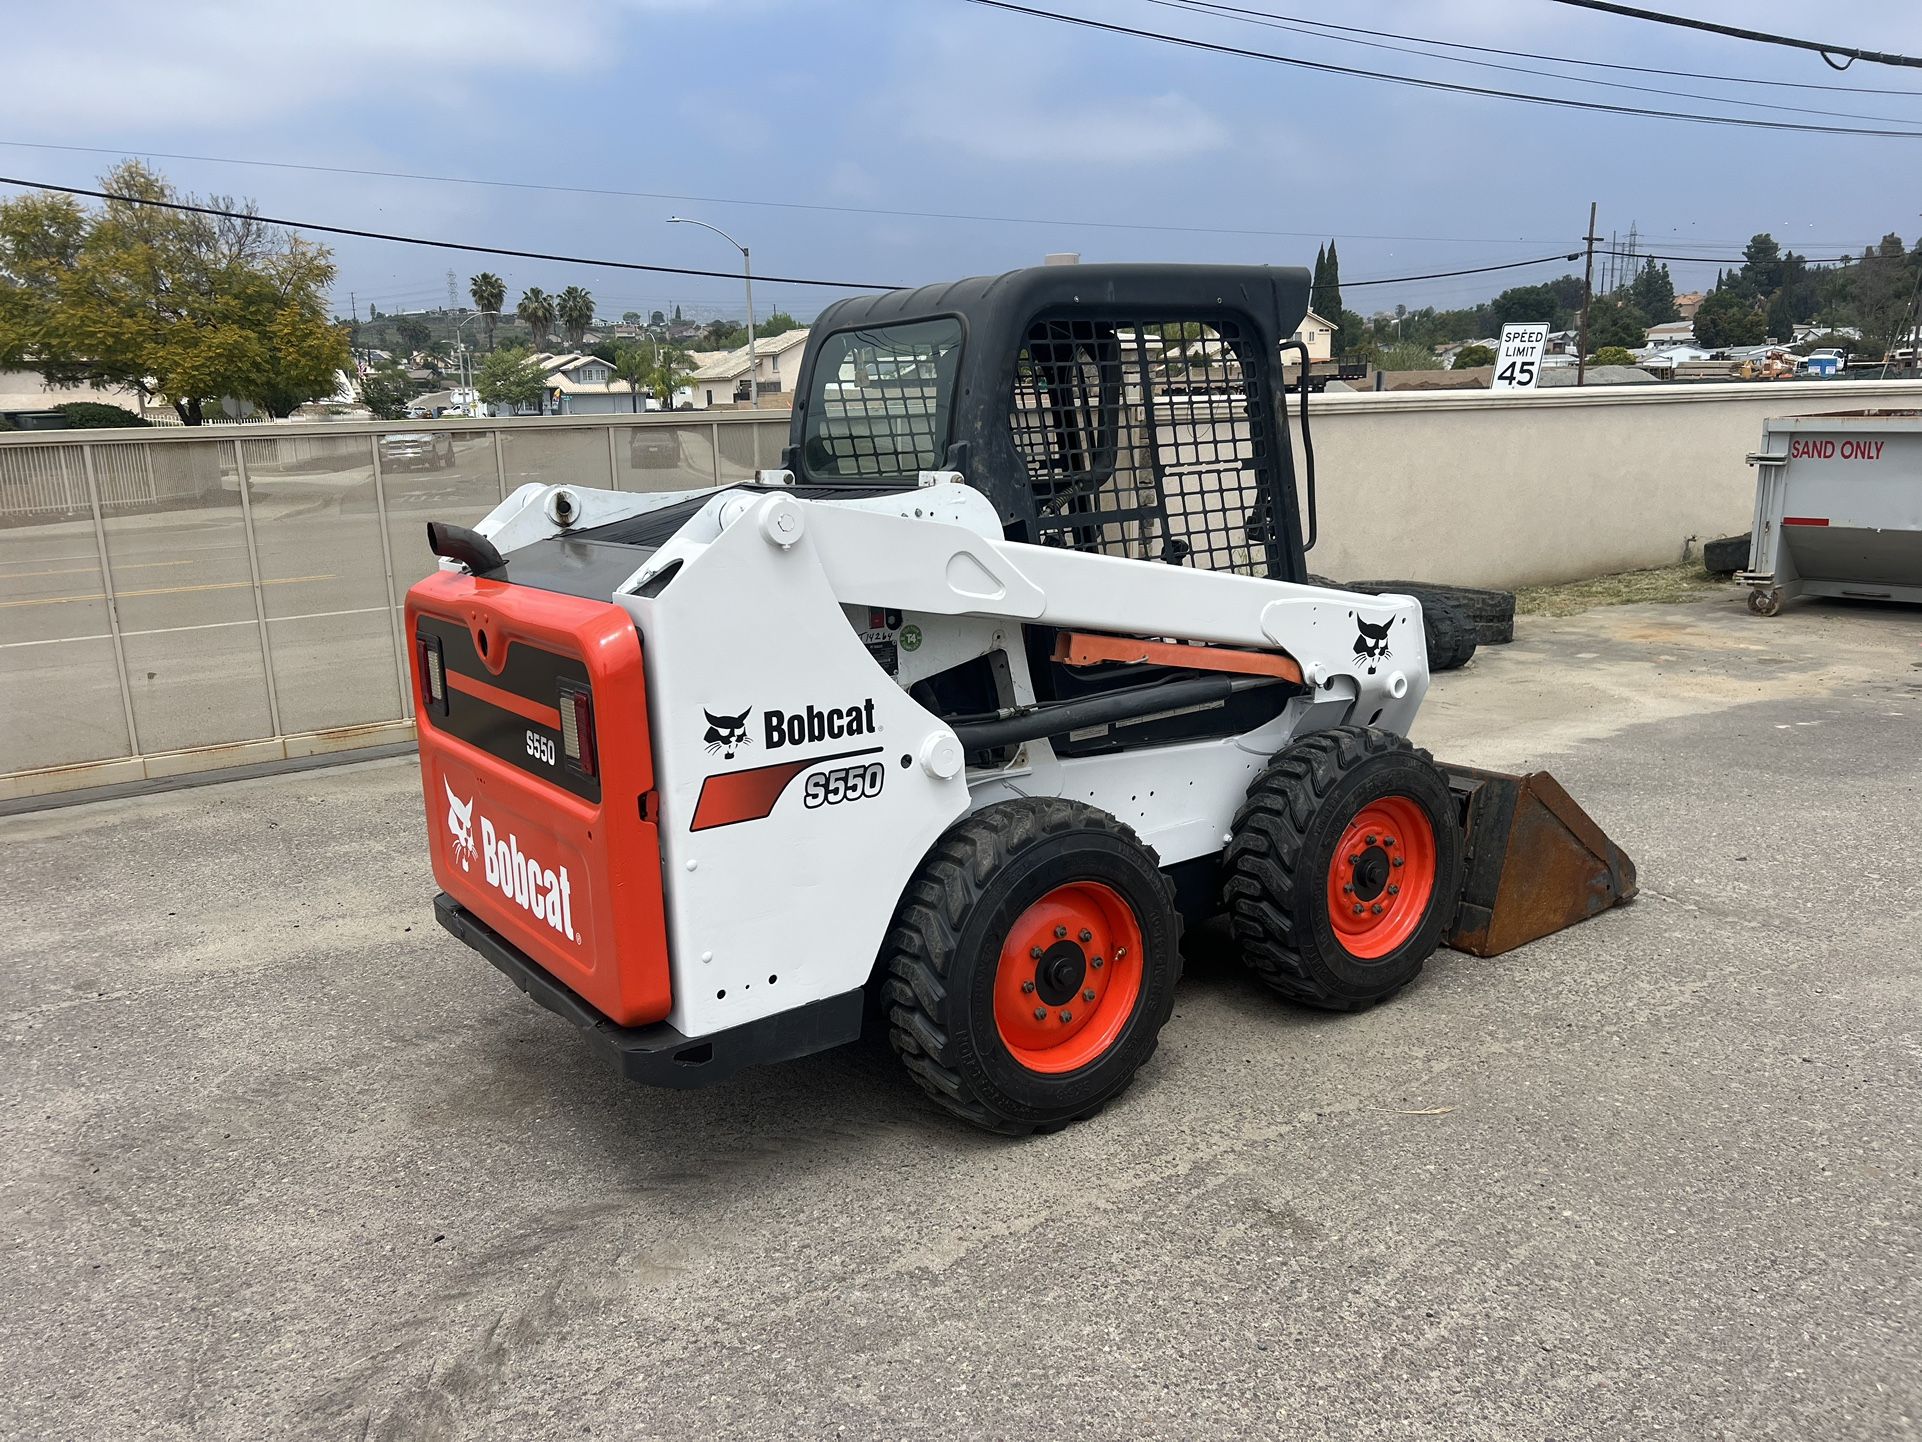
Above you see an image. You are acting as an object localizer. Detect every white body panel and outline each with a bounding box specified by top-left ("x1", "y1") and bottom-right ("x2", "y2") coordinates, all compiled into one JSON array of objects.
[{"x1": 471, "y1": 479, "x2": 1431, "y2": 1039}]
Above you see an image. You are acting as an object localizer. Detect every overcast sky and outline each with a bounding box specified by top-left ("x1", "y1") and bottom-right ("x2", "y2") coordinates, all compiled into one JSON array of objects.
[{"x1": 0, "y1": 0, "x2": 1914, "y2": 323}]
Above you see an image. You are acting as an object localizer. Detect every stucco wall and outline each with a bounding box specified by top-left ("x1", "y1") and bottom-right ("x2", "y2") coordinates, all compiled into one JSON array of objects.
[{"x1": 1296, "y1": 379, "x2": 1922, "y2": 587}]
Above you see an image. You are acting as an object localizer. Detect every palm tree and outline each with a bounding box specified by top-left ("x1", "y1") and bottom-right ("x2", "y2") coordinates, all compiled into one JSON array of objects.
[
  {"x1": 648, "y1": 344, "x2": 695, "y2": 413},
  {"x1": 556, "y1": 286, "x2": 595, "y2": 349},
  {"x1": 469, "y1": 272, "x2": 505, "y2": 350},
  {"x1": 611, "y1": 344, "x2": 653, "y2": 413},
  {"x1": 516, "y1": 288, "x2": 555, "y2": 351}
]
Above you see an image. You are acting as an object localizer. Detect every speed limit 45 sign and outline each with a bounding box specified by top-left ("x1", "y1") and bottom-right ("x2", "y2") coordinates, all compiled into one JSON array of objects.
[{"x1": 1492, "y1": 323, "x2": 1549, "y2": 390}]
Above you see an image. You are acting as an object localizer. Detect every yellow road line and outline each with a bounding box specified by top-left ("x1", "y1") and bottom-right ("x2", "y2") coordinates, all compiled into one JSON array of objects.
[
  {"x1": 5, "y1": 559, "x2": 197, "y2": 580},
  {"x1": 0, "y1": 573, "x2": 337, "y2": 609}
]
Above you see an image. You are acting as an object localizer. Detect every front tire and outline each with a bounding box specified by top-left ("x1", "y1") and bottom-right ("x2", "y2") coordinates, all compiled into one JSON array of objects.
[
  {"x1": 1223, "y1": 727, "x2": 1463, "y2": 1011},
  {"x1": 879, "y1": 799, "x2": 1181, "y2": 1135}
]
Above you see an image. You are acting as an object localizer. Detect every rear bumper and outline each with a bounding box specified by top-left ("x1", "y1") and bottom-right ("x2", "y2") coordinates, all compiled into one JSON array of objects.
[{"x1": 434, "y1": 893, "x2": 864, "y2": 1088}]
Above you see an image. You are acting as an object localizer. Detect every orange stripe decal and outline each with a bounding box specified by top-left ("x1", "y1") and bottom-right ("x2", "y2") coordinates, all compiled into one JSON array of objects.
[
  {"x1": 447, "y1": 670, "x2": 563, "y2": 728},
  {"x1": 1052, "y1": 631, "x2": 1304, "y2": 684}
]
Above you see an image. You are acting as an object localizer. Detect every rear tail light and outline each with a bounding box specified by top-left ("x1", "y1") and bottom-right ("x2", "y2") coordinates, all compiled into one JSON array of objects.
[
  {"x1": 417, "y1": 634, "x2": 447, "y2": 715},
  {"x1": 560, "y1": 686, "x2": 597, "y2": 777}
]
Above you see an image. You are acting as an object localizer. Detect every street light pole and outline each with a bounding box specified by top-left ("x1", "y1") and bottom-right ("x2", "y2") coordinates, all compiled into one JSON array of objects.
[
  {"x1": 453, "y1": 310, "x2": 500, "y2": 416},
  {"x1": 668, "y1": 216, "x2": 757, "y2": 405}
]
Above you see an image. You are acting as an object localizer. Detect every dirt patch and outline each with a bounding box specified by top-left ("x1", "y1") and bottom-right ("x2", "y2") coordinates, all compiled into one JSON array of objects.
[{"x1": 1515, "y1": 563, "x2": 1737, "y2": 618}]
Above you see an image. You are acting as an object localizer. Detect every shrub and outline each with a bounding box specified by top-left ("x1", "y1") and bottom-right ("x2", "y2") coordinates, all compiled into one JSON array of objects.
[
  {"x1": 1591, "y1": 346, "x2": 1639, "y2": 368},
  {"x1": 53, "y1": 401, "x2": 150, "y2": 429},
  {"x1": 1451, "y1": 343, "x2": 1496, "y2": 369}
]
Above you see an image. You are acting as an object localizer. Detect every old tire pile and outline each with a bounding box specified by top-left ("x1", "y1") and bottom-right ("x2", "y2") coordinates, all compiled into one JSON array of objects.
[
  {"x1": 1347, "y1": 580, "x2": 1516, "y2": 647},
  {"x1": 1703, "y1": 534, "x2": 1750, "y2": 576}
]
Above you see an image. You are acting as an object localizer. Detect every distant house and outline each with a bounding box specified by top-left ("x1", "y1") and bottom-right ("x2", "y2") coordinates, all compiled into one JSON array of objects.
[
  {"x1": 687, "y1": 329, "x2": 810, "y2": 409},
  {"x1": 1645, "y1": 321, "x2": 1696, "y2": 347},
  {"x1": 1674, "y1": 292, "x2": 1706, "y2": 320},
  {"x1": 488, "y1": 352, "x2": 690, "y2": 416},
  {"x1": 1291, "y1": 309, "x2": 1337, "y2": 363},
  {"x1": 0, "y1": 367, "x2": 155, "y2": 422}
]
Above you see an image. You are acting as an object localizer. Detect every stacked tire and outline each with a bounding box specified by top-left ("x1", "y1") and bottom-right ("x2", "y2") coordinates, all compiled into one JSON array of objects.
[{"x1": 1310, "y1": 576, "x2": 1514, "y2": 673}]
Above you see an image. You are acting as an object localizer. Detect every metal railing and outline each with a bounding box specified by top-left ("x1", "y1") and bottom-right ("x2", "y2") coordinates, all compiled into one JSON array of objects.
[{"x1": 0, "y1": 413, "x2": 790, "y2": 780}]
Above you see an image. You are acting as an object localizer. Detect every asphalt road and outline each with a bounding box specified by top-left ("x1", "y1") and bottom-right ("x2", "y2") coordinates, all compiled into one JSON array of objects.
[{"x1": 1, "y1": 593, "x2": 1917, "y2": 1440}]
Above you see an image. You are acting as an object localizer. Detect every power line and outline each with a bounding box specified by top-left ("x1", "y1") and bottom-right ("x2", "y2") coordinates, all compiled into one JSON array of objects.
[
  {"x1": 1160, "y1": 0, "x2": 1922, "y2": 94},
  {"x1": 0, "y1": 171, "x2": 1609, "y2": 301},
  {"x1": 960, "y1": 0, "x2": 1922, "y2": 137},
  {"x1": 1151, "y1": 0, "x2": 1922, "y2": 124},
  {"x1": 1346, "y1": 253, "x2": 1583, "y2": 287},
  {"x1": 0, "y1": 138, "x2": 1575, "y2": 248},
  {"x1": 0, "y1": 174, "x2": 904, "y2": 290},
  {"x1": 1542, "y1": 1, "x2": 1922, "y2": 70}
]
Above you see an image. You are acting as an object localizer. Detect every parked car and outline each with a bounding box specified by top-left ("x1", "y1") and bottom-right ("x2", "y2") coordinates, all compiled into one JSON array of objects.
[
  {"x1": 380, "y1": 431, "x2": 455, "y2": 472},
  {"x1": 628, "y1": 426, "x2": 684, "y2": 470}
]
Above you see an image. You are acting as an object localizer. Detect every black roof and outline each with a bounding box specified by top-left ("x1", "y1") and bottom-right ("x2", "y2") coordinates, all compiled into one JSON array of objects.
[{"x1": 806, "y1": 263, "x2": 1310, "y2": 342}]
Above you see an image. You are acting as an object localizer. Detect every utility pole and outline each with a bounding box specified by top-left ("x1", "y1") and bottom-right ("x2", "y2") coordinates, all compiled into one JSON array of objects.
[{"x1": 1577, "y1": 201, "x2": 1598, "y2": 387}]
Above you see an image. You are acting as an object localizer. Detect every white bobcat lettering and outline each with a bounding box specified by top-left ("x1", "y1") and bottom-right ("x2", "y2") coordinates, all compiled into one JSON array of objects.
[{"x1": 481, "y1": 816, "x2": 577, "y2": 941}]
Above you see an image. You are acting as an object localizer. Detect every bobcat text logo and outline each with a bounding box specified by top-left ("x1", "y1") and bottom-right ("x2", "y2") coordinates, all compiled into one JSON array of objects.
[
  {"x1": 704, "y1": 707, "x2": 752, "y2": 760},
  {"x1": 444, "y1": 780, "x2": 477, "y2": 872},
  {"x1": 481, "y1": 816, "x2": 577, "y2": 941},
  {"x1": 766, "y1": 698, "x2": 878, "y2": 750},
  {"x1": 1352, "y1": 616, "x2": 1393, "y2": 676}
]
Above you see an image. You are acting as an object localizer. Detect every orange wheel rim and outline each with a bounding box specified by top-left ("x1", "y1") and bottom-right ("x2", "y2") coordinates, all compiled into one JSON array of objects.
[
  {"x1": 993, "y1": 881, "x2": 1145, "y2": 1074},
  {"x1": 1325, "y1": 795, "x2": 1437, "y2": 960}
]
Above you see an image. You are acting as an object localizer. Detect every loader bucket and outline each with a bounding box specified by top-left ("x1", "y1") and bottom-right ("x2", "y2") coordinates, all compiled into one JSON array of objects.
[{"x1": 1441, "y1": 766, "x2": 1637, "y2": 957}]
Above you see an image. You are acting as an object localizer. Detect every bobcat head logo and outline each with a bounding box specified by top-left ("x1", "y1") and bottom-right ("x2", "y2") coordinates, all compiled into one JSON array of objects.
[
  {"x1": 444, "y1": 778, "x2": 477, "y2": 872},
  {"x1": 704, "y1": 707, "x2": 752, "y2": 761},
  {"x1": 1353, "y1": 616, "x2": 1393, "y2": 675}
]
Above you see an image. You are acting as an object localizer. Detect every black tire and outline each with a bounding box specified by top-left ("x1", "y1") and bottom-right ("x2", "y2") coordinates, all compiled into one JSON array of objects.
[
  {"x1": 879, "y1": 799, "x2": 1181, "y2": 1135},
  {"x1": 1223, "y1": 726, "x2": 1464, "y2": 1011},
  {"x1": 1424, "y1": 596, "x2": 1477, "y2": 672},
  {"x1": 1703, "y1": 534, "x2": 1750, "y2": 576},
  {"x1": 1348, "y1": 580, "x2": 1516, "y2": 646}
]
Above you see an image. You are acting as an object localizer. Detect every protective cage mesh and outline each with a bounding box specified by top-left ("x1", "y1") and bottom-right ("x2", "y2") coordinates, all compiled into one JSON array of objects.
[{"x1": 1009, "y1": 316, "x2": 1282, "y2": 576}]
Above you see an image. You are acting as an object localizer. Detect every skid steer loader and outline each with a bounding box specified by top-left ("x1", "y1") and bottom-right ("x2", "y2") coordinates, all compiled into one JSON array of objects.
[{"x1": 407, "y1": 263, "x2": 1635, "y2": 1134}]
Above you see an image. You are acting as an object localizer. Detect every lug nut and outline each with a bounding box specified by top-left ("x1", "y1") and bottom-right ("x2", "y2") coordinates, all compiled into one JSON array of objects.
[
  {"x1": 1342, "y1": 883, "x2": 1354, "y2": 894},
  {"x1": 1392, "y1": 857, "x2": 1405, "y2": 868},
  {"x1": 1021, "y1": 980, "x2": 1036, "y2": 994},
  {"x1": 1030, "y1": 946, "x2": 1043, "y2": 960},
  {"x1": 1079, "y1": 929, "x2": 1093, "y2": 943},
  {"x1": 1033, "y1": 1007, "x2": 1047, "y2": 1020},
  {"x1": 1353, "y1": 903, "x2": 1365, "y2": 915},
  {"x1": 1060, "y1": 1010, "x2": 1072, "y2": 1023},
  {"x1": 1349, "y1": 853, "x2": 1362, "y2": 864},
  {"x1": 1090, "y1": 956, "x2": 1104, "y2": 969},
  {"x1": 1116, "y1": 947, "x2": 1128, "y2": 959},
  {"x1": 1366, "y1": 834, "x2": 1377, "y2": 845},
  {"x1": 1388, "y1": 884, "x2": 1400, "y2": 895},
  {"x1": 1055, "y1": 925, "x2": 1068, "y2": 939},
  {"x1": 1371, "y1": 903, "x2": 1384, "y2": 915},
  {"x1": 1083, "y1": 988, "x2": 1096, "y2": 1002},
  {"x1": 1383, "y1": 836, "x2": 1397, "y2": 847}
]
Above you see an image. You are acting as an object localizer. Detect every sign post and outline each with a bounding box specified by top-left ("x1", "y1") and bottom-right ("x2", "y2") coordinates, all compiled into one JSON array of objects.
[{"x1": 1492, "y1": 323, "x2": 1550, "y2": 391}]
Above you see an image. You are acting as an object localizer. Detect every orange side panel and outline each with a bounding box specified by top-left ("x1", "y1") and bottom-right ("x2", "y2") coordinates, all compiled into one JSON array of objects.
[
  {"x1": 406, "y1": 570, "x2": 671, "y2": 1027},
  {"x1": 1052, "y1": 630, "x2": 1304, "y2": 684}
]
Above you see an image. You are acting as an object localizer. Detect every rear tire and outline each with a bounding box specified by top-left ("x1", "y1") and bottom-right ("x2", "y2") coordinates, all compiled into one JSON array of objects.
[
  {"x1": 879, "y1": 799, "x2": 1181, "y2": 1135},
  {"x1": 1223, "y1": 726, "x2": 1463, "y2": 1011}
]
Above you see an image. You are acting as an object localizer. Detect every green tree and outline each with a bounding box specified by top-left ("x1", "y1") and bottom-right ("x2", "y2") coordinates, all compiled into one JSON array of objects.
[
  {"x1": 673, "y1": 304, "x2": 683, "y2": 323},
  {"x1": 0, "y1": 161, "x2": 349, "y2": 423},
  {"x1": 394, "y1": 315, "x2": 431, "y2": 355},
  {"x1": 1335, "y1": 308, "x2": 1373, "y2": 361},
  {"x1": 702, "y1": 318, "x2": 748, "y2": 350},
  {"x1": 611, "y1": 343, "x2": 653, "y2": 413},
  {"x1": 1740, "y1": 233, "x2": 1783, "y2": 297},
  {"x1": 556, "y1": 285, "x2": 595, "y2": 347},
  {"x1": 1591, "y1": 346, "x2": 1638, "y2": 368},
  {"x1": 648, "y1": 344, "x2": 695, "y2": 410},
  {"x1": 1843, "y1": 233, "x2": 1916, "y2": 360},
  {"x1": 1586, "y1": 299, "x2": 1647, "y2": 350},
  {"x1": 1627, "y1": 260, "x2": 1678, "y2": 324},
  {"x1": 53, "y1": 401, "x2": 148, "y2": 428},
  {"x1": 476, "y1": 346, "x2": 548, "y2": 413},
  {"x1": 649, "y1": 309, "x2": 665, "y2": 326},
  {"x1": 1451, "y1": 343, "x2": 1496, "y2": 368},
  {"x1": 759, "y1": 309, "x2": 801, "y2": 335},
  {"x1": 469, "y1": 272, "x2": 505, "y2": 349},
  {"x1": 1491, "y1": 282, "x2": 1572, "y2": 331},
  {"x1": 622, "y1": 310, "x2": 642, "y2": 324},
  {"x1": 1377, "y1": 341, "x2": 1441, "y2": 371},
  {"x1": 1693, "y1": 286, "x2": 1767, "y2": 348},
  {"x1": 1312, "y1": 240, "x2": 1343, "y2": 327},
  {"x1": 359, "y1": 362, "x2": 413, "y2": 420},
  {"x1": 516, "y1": 287, "x2": 556, "y2": 350}
]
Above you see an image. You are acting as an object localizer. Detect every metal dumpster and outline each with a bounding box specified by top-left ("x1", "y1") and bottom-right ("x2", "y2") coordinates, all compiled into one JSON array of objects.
[{"x1": 1741, "y1": 410, "x2": 1922, "y2": 615}]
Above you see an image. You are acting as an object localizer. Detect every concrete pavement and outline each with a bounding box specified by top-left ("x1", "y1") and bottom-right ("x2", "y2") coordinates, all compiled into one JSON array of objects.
[{"x1": 1, "y1": 591, "x2": 1917, "y2": 1440}]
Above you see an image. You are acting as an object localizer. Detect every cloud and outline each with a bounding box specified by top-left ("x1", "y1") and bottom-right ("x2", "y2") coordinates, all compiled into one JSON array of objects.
[{"x1": 910, "y1": 90, "x2": 1229, "y2": 166}]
